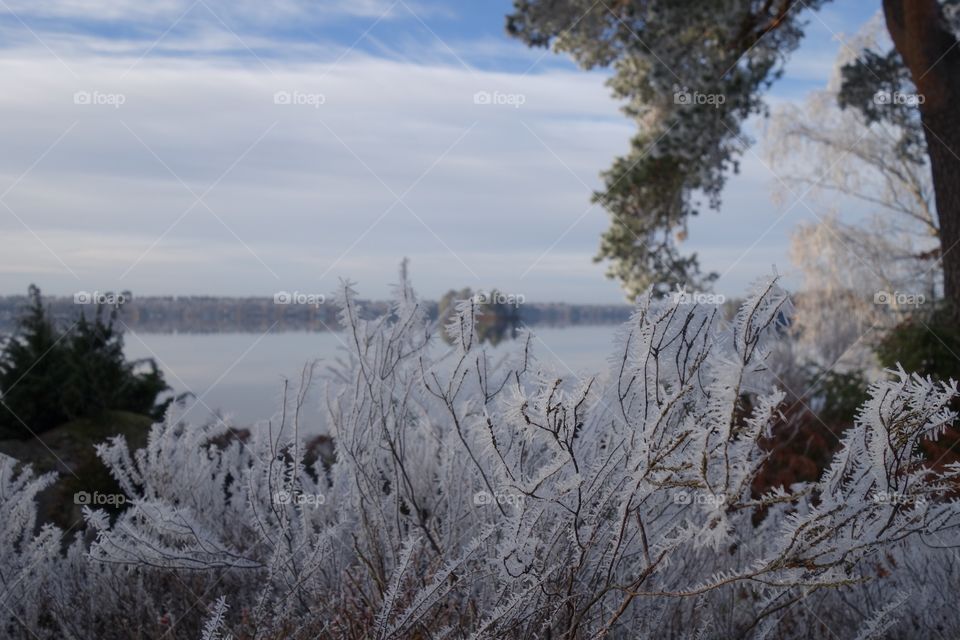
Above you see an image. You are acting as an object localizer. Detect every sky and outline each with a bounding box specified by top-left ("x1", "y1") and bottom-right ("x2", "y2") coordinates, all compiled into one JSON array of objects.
[{"x1": 0, "y1": 0, "x2": 880, "y2": 303}]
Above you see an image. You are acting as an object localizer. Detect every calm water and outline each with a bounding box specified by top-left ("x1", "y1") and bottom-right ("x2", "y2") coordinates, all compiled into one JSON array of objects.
[{"x1": 124, "y1": 325, "x2": 618, "y2": 430}]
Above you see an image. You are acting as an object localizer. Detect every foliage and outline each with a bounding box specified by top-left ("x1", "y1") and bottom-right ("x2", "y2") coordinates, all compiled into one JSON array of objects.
[
  {"x1": 763, "y1": 15, "x2": 940, "y2": 372},
  {"x1": 786, "y1": 216, "x2": 936, "y2": 371},
  {"x1": 753, "y1": 400, "x2": 840, "y2": 499},
  {"x1": 0, "y1": 286, "x2": 170, "y2": 439},
  {"x1": 437, "y1": 287, "x2": 522, "y2": 345},
  {"x1": 837, "y1": 41, "x2": 927, "y2": 165},
  {"x1": 808, "y1": 367, "x2": 872, "y2": 425},
  {"x1": 0, "y1": 286, "x2": 69, "y2": 438},
  {"x1": 0, "y1": 410, "x2": 154, "y2": 531},
  {"x1": 837, "y1": 6, "x2": 960, "y2": 165},
  {"x1": 507, "y1": 2, "x2": 960, "y2": 308},
  {"x1": 506, "y1": 0, "x2": 828, "y2": 298},
  {"x1": 0, "y1": 456, "x2": 62, "y2": 636},
  {"x1": 875, "y1": 304, "x2": 960, "y2": 382},
  {"x1": 1, "y1": 274, "x2": 959, "y2": 638},
  {"x1": 752, "y1": 366, "x2": 870, "y2": 500},
  {"x1": 874, "y1": 303, "x2": 960, "y2": 498}
]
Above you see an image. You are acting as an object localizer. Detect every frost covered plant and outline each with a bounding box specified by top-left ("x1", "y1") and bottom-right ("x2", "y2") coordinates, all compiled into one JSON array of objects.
[
  {"x1": 2, "y1": 274, "x2": 960, "y2": 639},
  {"x1": 0, "y1": 457, "x2": 61, "y2": 636}
]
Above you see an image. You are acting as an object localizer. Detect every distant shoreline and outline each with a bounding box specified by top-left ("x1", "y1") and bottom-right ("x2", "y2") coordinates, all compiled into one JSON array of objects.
[{"x1": 0, "y1": 295, "x2": 634, "y2": 334}]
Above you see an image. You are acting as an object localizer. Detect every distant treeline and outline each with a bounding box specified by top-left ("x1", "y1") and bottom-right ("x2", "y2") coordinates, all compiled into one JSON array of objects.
[{"x1": 0, "y1": 294, "x2": 633, "y2": 334}]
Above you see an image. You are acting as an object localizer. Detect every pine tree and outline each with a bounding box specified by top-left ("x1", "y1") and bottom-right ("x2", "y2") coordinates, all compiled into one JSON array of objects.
[
  {"x1": 0, "y1": 286, "x2": 170, "y2": 439},
  {"x1": 0, "y1": 285, "x2": 69, "y2": 438}
]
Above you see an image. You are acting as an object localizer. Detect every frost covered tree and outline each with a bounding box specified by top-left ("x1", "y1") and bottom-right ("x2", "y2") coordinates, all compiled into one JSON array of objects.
[
  {"x1": 786, "y1": 215, "x2": 935, "y2": 372},
  {"x1": 763, "y1": 15, "x2": 940, "y2": 371},
  {"x1": 507, "y1": 1, "x2": 960, "y2": 309},
  {"x1": 1, "y1": 273, "x2": 960, "y2": 638}
]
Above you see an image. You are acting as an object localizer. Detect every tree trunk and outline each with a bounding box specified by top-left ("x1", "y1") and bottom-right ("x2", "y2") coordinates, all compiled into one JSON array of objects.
[{"x1": 884, "y1": 0, "x2": 960, "y2": 312}]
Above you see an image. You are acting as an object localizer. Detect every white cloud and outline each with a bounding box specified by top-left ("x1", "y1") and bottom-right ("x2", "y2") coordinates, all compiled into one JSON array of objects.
[
  {"x1": 0, "y1": 52, "x2": 639, "y2": 301},
  {"x1": 0, "y1": 1, "x2": 875, "y2": 302},
  {"x1": 0, "y1": 0, "x2": 437, "y2": 24}
]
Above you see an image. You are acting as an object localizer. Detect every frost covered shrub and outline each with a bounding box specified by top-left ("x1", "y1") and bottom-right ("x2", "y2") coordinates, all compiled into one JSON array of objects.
[
  {"x1": 0, "y1": 457, "x2": 62, "y2": 635},
  {"x1": 2, "y1": 275, "x2": 960, "y2": 639}
]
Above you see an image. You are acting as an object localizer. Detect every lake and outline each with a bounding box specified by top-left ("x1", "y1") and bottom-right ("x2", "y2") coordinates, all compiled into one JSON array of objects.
[{"x1": 124, "y1": 325, "x2": 619, "y2": 431}]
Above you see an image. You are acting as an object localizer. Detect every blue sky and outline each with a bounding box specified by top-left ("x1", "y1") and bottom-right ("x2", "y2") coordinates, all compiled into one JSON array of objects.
[{"x1": 0, "y1": 0, "x2": 880, "y2": 302}]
